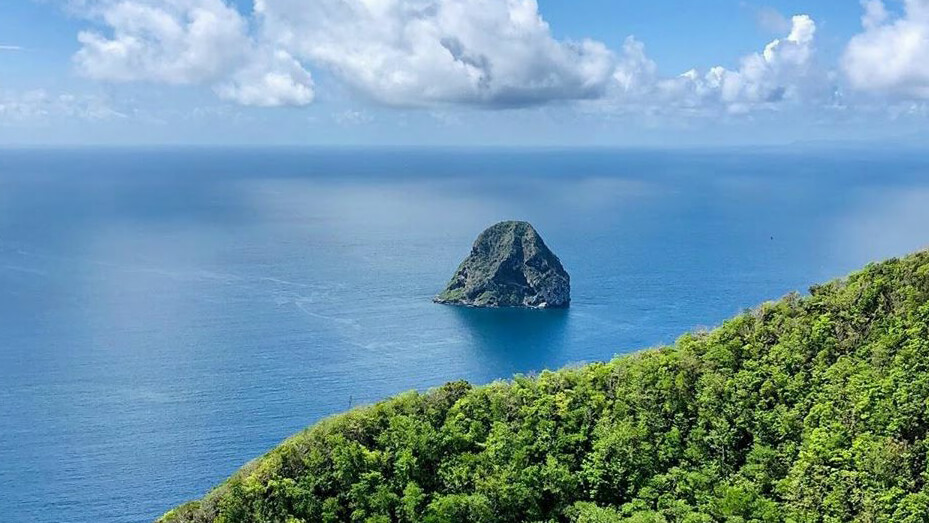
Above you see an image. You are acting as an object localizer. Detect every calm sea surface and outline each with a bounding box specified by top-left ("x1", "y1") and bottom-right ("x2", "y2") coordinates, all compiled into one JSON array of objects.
[{"x1": 1, "y1": 147, "x2": 928, "y2": 522}]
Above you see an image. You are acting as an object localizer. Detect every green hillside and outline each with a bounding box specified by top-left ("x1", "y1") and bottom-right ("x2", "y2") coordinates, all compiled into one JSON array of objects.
[{"x1": 161, "y1": 250, "x2": 929, "y2": 523}]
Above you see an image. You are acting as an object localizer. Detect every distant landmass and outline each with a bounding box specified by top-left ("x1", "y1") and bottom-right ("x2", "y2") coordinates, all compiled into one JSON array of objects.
[
  {"x1": 434, "y1": 221, "x2": 570, "y2": 309},
  {"x1": 160, "y1": 249, "x2": 929, "y2": 522}
]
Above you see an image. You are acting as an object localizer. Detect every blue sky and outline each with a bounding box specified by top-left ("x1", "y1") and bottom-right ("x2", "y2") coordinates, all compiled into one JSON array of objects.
[{"x1": 1, "y1": 0, "x2": 928, "y2": 146}]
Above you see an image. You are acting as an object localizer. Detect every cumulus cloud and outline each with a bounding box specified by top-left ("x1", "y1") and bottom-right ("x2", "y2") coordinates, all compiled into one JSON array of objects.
[
  {"x1": 73, "y1": 0, "x2": 314, "y2": 106},
  {"x1": 214, "y1": 49, "x2": 315, "y2": 107},
  {"x1": 843, "y1": 0, "x2": 929, "y2": 99},
  {"x1": 612, "y1": 37, "x2": 658, "y2": 97},
  {"x1": 74, "y1": 0, "x2": 248, "y2": 84},
  {"x1": 672, "y1": 14, "x2": 819, "y2": 112},
  {"x1": 67, "y1": 1, "x2": 833, "y2": 115},
  {"x1": 254, "y1": 0, "x2": 616, "y2": 107},
  {"x1": 601, "y1": 14, "x2": 823, "y2": 115},
  {"x1": 71, "y1": 0, "x2": 615, "y2": 108}
]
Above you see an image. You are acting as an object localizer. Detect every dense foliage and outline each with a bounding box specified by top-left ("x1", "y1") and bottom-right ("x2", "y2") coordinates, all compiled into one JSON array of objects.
[{"x1": 161, "y1": 251, "x2": 929, "y2": 523}]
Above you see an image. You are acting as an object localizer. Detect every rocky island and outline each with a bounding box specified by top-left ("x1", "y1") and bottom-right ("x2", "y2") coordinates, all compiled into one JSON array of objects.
[{"x1": 434, "y1": 220, "x2": 570, "y2": 308}]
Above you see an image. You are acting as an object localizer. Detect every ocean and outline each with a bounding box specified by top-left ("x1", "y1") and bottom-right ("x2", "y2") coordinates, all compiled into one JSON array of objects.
[{"x1": 1, "y1": 147, "x2": 927, "y2": 522}]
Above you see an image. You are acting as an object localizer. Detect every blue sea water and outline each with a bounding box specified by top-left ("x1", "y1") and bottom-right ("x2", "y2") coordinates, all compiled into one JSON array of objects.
[{"x1": 1, "y1": 147, "x2": 928, "y2": 522}]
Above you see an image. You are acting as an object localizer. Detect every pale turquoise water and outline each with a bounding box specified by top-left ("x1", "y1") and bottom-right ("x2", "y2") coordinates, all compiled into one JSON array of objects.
[{"x1": 1, "y1": 147, "x2": 928, "y2": 522}]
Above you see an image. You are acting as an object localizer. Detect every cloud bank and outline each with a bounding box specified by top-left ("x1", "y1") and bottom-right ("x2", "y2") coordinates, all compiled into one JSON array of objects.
[
  {"x1": 0, "y1": 89, "x2": 125, "y2": 123},
  {"x1": 73, "y1": 0, "x2": 615, "y2": 108},
  {"x1": 66, "y1": 1, "x2": 929, "y2": 115}
]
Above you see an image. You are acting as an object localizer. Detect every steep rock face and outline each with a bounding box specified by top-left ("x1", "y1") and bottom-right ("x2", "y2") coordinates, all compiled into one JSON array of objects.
[{"x1": 434, "y1": 221, "x2": 570, "y2": 308}]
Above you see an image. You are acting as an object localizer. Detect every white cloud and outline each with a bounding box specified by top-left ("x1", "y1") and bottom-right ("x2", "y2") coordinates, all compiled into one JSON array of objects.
[
  {"x1": 71, "y1": 0, "x2": 616, "y2": 109},
  {"x1": 677, "y1": 14, "x2": 819, "y2": 112},
  {"x1": 254, "y1": 0, "x2": 616, "y2": 107},
  {"x1": 601, "y1": 14, "x2": 823, "y2": 115},
  {"x1": 65, "y1": 2, "x2": 836, "y2": 115},
  {"x1": 214, "y1": 49, "x2": 315, "y2": 107},
  {"x1": 0, "y1": 45, "x2": 24, "y2": 51},
  {"x1": 612, "y1": 37, "x2": 658, "y2": 97},
  {"x1": 0, "y1": 89, "x2": 126, "y2": 123},
  {"x1": 74, "y1": 0, "x2": 249, "y2": 84},
  {"x1": 862, "y1": 0, "x2": 890, "y2": 29},
  {"x1": 73, "y1": 0, "x2": 314, "y2": 106},
  {"x1": 843, "y1": 0, "x2": 929, "y2": 99}
]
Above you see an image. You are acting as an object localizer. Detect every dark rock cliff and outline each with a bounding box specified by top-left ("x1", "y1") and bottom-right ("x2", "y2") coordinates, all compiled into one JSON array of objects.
[{"x1": 434, "y1": 221, "x2": 570, "y2": 309}]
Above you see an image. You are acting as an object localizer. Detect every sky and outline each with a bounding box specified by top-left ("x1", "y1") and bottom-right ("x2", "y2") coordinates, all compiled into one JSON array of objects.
[{"x1": 1, "y1": 0, "x2": 929, "y2": 146}]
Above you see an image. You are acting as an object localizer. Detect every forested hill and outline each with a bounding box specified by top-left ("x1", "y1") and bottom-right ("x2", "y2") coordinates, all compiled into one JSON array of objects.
[{"x1": 160, "y1": 250, "x2": 929, "y2": 523}]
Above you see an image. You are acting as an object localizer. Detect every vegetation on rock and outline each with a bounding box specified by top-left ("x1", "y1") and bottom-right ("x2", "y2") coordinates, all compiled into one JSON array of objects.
[
  {"x1": 435, "y1": 221, "x2": 570, "y2": 309},
  {"x1": 162, "y1": 250, "x2": 929, "y2": 522}
]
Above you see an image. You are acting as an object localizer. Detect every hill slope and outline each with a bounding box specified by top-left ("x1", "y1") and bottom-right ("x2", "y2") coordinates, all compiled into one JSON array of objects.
[{"x1": 161, "y1": 251, "x2": 929, "y2": 522}]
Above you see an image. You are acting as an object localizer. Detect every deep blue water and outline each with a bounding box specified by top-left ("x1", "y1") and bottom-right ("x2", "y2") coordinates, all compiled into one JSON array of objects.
[{"x1": 1, "y1": 147, "x2": 929, "y2": 522}]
